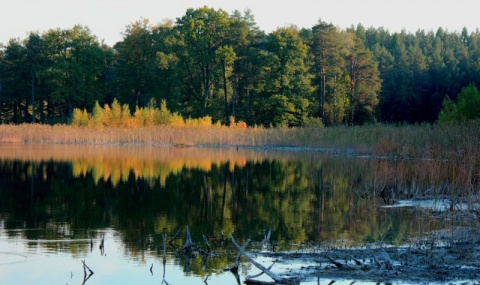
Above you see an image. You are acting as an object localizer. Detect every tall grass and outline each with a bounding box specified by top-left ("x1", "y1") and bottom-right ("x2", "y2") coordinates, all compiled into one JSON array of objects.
[{"x1": 1, "y1": 121, "x2": 480, "y2": 160}]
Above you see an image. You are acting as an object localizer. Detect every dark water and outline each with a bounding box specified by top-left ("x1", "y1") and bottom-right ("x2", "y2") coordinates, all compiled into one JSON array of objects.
[{"x1": 0, "y1": 145, "x2": 454, "y2": 284}]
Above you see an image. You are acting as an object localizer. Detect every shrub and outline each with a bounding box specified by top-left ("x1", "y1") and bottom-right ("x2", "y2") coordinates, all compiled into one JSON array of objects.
[
  {"x1": 72, "y1": 108, "x2": 89, "y2": 126},
  {"x1": 229, "y1": 116, "x2": 247, "y2": 129},
  {"x1": 303, "y1": 116, "x2": 324, "y2": 128},
  {"x1": 70, "y1": 98, "x2": 226, "y2": 129},
  {"x1": 438, "y1": 84, "x2": 480, "y2": 123},
  {"x1": 91, "y1": 101, "x2": 104, "y2": 127},
  {"x1": 110, "y1": 99, "x2": 123, "y2": 127}
]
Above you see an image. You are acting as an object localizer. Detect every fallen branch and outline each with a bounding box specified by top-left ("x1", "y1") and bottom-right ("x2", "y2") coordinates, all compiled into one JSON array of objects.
[
  {"x1": 369, "y1": 249, "x2": 382, "y2": 268},
  {"x1": 231, "y1": 234, "x2": 289, "y2": 284},
  {"x1": 380, "y1": 248, "x2": 394, "y2": 271},
  {"x1": 247, "y1": 260, "x2": 277, "y2": 279},
  {"x1": 325, "y1": 255, "x2": 343, "y2": 269},
  {"x1": 351, "y1": 255, "x2": 363, "y2": 266},
  {"x1": 224, "y1": 239, "x2": 251, "y2": 273}
]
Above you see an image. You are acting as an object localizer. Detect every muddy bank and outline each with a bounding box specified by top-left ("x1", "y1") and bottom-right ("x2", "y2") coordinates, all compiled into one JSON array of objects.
[{"x1": 248, "y1": 230, "x2": 480, "y2": 284}]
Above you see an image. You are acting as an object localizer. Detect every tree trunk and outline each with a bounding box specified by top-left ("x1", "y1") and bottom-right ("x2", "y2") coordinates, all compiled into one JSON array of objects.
[{"x1": 222, "y1": 60, "x2": 229, "y2": 123}]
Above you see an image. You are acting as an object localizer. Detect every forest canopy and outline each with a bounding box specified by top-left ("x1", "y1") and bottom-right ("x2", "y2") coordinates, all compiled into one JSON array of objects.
[{"x1": 0, "y1": 6, "x2": 479, "y2": 126}]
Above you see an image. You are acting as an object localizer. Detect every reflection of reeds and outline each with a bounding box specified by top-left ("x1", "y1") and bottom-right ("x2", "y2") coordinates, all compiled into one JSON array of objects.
[{"x1": 1, "y1": 122, "x2": 479, "y2": 209}]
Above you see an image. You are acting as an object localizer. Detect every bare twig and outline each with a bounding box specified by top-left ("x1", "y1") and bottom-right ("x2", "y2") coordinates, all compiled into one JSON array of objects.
[{"x1": 169, "y1": 227, "x2": 182, "y2": 244}]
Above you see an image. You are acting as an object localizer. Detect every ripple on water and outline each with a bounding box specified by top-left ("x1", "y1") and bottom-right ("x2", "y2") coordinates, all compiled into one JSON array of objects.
[{"x1": 0, "y1": 252, "x2": 28, "y2": 265}]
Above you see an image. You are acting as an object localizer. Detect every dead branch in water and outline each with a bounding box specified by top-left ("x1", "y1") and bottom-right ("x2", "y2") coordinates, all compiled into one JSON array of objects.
[
  {"x1": 169, "y1": 227, "x2": 182, "y2": 245},
  {"x1": 99, "y1": 236, "x2": 105, "y2": 256},
  {"x1": 231, "y1": 234, "x2": 299, "y2": 285},
  {"x1": 224, "y1": 238, "x2": 251, "y2": 274},
  {"x1": 325, "y1": 255, "x2": 344, "y2": 269},
  {"x1": 81, "y1": 260, "x2": 94, "y2": 284},
  {"x1": 247, "y1": 260, "x2": 278, "y2": 279},
  {"x1": 183, "y1": 225, "x2": 193, "y2": 252},
  {"x1": 162, "y1": 233, "x2": 167, "y2": 266}
]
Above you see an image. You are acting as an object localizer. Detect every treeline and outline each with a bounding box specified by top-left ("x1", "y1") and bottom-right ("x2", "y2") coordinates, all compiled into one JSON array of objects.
[{"x1": 0, "y1": 6, "x2": 479, "y2": 126}]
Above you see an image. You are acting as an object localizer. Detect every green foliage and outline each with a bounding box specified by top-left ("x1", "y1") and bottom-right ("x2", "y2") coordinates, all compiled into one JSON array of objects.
[
  {"x1": 302, "y1": 116, "x2": 324, "y2": 128},
  {"x1": 438, "y1": 84, "x2": 480, "y2": 123},
  {"x1": 4, "y1": 7, "x2": 480, "y2": 126},
  {"x1": 438, "y1": 96, "x2": 457, "y2": 123}
]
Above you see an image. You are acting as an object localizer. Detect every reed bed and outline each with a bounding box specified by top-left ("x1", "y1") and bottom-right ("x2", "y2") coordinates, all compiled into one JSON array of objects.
[{"x1": 1, "y1": 122, "x2": 480, "y2": 161}]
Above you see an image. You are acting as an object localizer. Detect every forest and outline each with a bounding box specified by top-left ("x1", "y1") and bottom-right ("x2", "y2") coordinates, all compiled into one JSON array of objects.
[{"x1": 0, "y1": 6, "x2": 479, "y2": 126}]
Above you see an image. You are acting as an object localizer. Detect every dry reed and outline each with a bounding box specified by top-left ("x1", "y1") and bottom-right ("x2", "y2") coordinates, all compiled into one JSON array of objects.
[{"x1": 1, "y1": 122, "x2": 480, "y2": 161}]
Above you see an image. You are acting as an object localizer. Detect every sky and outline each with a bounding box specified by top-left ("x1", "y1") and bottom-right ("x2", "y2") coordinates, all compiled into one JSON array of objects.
[{"x1": 1, "y1": 0, "x2": 478, "y2": 46}]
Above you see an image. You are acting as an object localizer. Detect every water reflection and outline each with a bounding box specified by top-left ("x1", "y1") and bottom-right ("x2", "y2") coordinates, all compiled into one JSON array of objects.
[{"x1": 0, "y1": 144, "x2": 465, "y2": 284}]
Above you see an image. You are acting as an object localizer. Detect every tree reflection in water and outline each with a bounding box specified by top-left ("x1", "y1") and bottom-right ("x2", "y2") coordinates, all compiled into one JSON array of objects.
[{"x1": 0, "y1": 144, "x2": 472, "y2": 277}]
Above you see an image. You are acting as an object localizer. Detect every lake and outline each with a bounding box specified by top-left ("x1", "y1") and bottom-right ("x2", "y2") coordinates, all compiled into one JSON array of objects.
[{"x1": 0, "y1": 144, "x2": 472, "y2": 284}]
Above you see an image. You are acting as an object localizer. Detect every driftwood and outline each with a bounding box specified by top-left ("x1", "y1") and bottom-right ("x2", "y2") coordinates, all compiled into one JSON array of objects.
[
  {"x1": 224, "y1": 238, "x2": 251, "y2": 273},
  {"x1": 247, "y1": 260, "x2": 277, "y2": 279},
  {"x1": 231, "y1": 234, "x2": 299, "y2": 285},
  {"x1": 380, "y1": 248, "x2": 394, "y2": 271},
  {"x1": 223, "y1": 238, "x2": 250, "y2": 285},
  {"x1": 324, "y1": 247, "x2": 395, "y2": 272},
  {"x1": 325, "y1": 255, "x2": 345, "y2": 269}
]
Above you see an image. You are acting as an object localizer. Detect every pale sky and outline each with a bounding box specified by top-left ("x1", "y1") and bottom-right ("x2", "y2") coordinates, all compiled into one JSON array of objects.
[{"x1": 0, "y1": 0, "x2": 478, "y2": 46}]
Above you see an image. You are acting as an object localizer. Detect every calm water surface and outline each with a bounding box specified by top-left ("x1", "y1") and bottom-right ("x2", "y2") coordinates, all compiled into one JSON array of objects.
[{"x1": 0, "y1": 145, "x2": 454, "y2": 284}]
